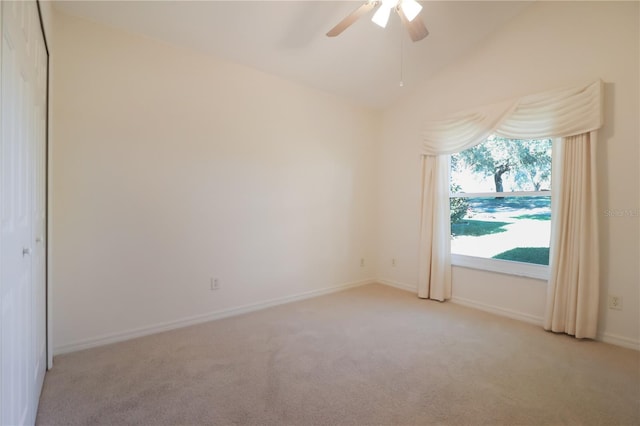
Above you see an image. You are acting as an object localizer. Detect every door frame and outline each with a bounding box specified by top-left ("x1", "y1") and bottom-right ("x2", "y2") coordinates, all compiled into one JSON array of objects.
[{"x1": 34, "y1": 0, "x2": 51, "y2": 369}]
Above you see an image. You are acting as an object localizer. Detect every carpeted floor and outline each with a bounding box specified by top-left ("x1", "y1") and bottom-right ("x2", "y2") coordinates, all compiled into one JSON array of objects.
[{"x1": 37, "y1": 283, "x2": 640, "y2": 425}]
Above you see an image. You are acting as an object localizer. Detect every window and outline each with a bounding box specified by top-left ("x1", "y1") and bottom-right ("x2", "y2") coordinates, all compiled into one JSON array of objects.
[{"x1": 449, "y1": 136, "x2": 552, "y2": 279}]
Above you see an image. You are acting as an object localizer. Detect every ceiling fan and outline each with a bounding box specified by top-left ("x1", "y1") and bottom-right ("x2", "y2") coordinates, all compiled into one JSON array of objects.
[{"x1": 327, "y1": 0, "x2": 429, "y2": 42}]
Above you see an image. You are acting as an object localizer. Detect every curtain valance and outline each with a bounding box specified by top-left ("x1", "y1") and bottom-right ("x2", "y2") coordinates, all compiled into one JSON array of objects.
[{"x1": 421, "y1": 80, "x2": 603, "y2": 155}]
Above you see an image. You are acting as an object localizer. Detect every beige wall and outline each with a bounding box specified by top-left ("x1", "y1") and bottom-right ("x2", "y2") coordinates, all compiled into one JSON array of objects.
[
  {"x1": 377, "y1": 1, "x2": 640, "y2": 348},
  {"x1": 51, "y1": 12, "x2": 378, "y2": 352},
  {"x1": 52, "y1": 1, "x2": 639, "y2": 353}
]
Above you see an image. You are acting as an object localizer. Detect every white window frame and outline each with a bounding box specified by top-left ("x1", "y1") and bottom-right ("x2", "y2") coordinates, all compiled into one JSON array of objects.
[{"x1": 451, "y1": 254, "x2": 550, "y2": 281}]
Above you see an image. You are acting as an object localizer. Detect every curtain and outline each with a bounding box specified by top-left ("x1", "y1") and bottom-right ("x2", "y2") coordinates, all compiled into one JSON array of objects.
[
  {"x1": 418, "y1": 100, "x2": 516, "y2": 300},
  {"x1": 418, "y1": 155, "x2": 451, "y2": 300},
  {"x1": 418, "y1": 80, "x2": 603, "y2": 334},
  {"x1": 544, "y1": 132, "x2": 599, "y2": 338}
]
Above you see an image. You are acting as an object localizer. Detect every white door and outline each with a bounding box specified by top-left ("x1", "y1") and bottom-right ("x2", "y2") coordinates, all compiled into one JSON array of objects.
[{"x1": 0, "y1": 1, "x2": 47, "y2": 425}]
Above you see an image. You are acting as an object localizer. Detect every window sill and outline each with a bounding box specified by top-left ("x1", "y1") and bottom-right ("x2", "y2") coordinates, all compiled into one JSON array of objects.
[{"x1": 451, "y1": 254, "x2": 550, "y2": 281}]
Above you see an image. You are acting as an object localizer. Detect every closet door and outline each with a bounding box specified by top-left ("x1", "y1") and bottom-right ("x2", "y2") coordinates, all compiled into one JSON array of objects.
[{"x1": 0, "y1": 1, "x2": 47, "y2": 425}]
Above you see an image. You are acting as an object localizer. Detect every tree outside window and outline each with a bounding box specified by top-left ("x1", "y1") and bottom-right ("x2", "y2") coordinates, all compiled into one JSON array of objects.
[{"x1": 450, "y1": 137, "x2": 552, "y2": 266}]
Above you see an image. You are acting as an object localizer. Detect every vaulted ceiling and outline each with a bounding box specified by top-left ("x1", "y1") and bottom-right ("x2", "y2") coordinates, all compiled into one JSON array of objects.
[{"x1": 54, "y1": 1, "x2": 533, "y2": 109}]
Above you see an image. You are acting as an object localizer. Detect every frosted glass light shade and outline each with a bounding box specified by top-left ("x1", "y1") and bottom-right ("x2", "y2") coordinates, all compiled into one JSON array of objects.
[
  {"x1": 372, "y1": 5, "x2": 392, "y2": 28},
  {"x1": 401, "y1": 0, "x2": 422, "y2": 22}
]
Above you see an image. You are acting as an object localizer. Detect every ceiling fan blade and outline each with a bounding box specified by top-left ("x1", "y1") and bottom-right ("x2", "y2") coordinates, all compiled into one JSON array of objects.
[
  {"x1": 398, "y1": 8, "x2": 429, "y2": 42},
  {"x1": 326, "y1": 1, "x2": 379, "y2": 37}
]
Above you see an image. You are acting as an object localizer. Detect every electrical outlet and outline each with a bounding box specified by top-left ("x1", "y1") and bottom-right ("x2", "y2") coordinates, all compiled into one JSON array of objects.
[
  {"x1": 608, "y1": 294, "x2": 622, "y2": 310},
  {"x1": 210, "y1": 278, "x2": 220, "y2": 291},
  {"x1": 391, "y1": 258, "x2": 397, "y2": 267},
  {"x1": 360, "y1": 258, "x2": 365, "y2": 267}
]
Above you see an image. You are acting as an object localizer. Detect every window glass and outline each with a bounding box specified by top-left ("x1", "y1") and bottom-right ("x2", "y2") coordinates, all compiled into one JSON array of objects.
[{"x1": 450, "y1": 137, "x2": 552, "y2": 267}]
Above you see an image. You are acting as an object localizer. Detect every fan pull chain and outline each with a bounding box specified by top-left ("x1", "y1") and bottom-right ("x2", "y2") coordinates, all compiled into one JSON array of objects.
[{"x1": 399, "y1": 27, "x2": 404, "y2": 87}]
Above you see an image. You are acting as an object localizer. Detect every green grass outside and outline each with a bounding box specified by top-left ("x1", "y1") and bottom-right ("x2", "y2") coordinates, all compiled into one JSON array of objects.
[
  {"x1": 493, "y1": 247, "x2": 550, "y2": 265},
  {"x1": 451, "y1": 219, "x2": 510, "y2": 237},
  {"x1": 451, "y1": 197, "x2": 551, "y2": 266}
]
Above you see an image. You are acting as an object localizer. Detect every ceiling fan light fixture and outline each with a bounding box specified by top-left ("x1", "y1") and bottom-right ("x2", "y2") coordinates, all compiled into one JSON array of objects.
[
  {"x1": 371, "y1": 4, "x2": 392, "y2": 28},
  {"x1": 400, "y1": 0, "x2": 422, "y2": 22},
  {"x1": 327, "y1": 0, "x2": 428, "y2": 42}
]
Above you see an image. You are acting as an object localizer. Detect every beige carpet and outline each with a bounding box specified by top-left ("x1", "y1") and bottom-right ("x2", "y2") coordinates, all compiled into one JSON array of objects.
[{"x1": 37, "y1": 284, "x2": 640, "y2": 425}]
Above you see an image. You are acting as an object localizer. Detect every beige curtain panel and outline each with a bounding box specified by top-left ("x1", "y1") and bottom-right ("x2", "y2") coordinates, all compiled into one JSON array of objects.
[
  {"x1": 418, "y1": 80, "x2": 603, "y2": 338},
  {"x1": 418, "y1": 155, "x2": 451, "y2": 300},
  {"x1": 545, "y1": 132, "x2": 600, "y2": 338}
]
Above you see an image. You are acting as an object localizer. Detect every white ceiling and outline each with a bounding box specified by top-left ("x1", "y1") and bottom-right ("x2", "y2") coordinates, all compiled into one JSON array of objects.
[{"x1": 54, "y1": 1, "x2": 533, "y2": 109}]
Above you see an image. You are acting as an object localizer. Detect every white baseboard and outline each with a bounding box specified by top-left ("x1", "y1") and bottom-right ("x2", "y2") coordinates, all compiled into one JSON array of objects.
[
  {"x1": 597, "y1": 332, "x2": 640, "y2": 351},
  {"x1": 450, "y1": 296, "x2": 544, "y2": 326},
  {"x1": 54, "y1": 278, "x2": 375, "y2": 355},
  {"x1": 449, "y1": 296, "x2": 640, "y2": 351},
  {"x1": 54, "y1": 276, "x2": 640, "y2": 355},
  {"x1": 377, "y1": 278, "x2": 417, "y2": 293},
  {"x1": 377, "y1": 279, "x2": 640, "y2": 352},
  {"x1": 378, "y1": 279, "x2": 544, "y2": 326}
]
